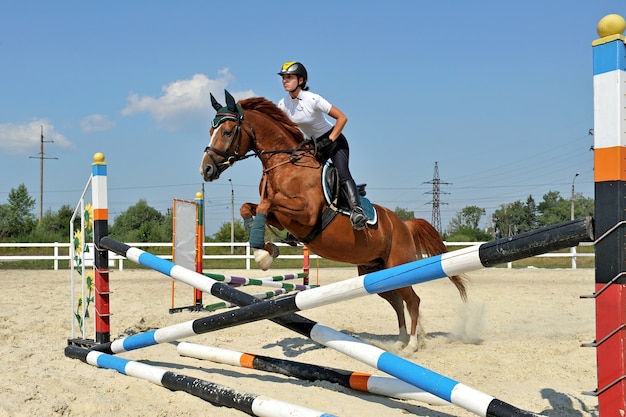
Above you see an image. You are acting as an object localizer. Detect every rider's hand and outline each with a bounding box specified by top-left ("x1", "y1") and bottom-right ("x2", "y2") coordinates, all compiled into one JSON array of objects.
[{"x1": 315, "y1": 137, "x2": 337, "y2": 162}]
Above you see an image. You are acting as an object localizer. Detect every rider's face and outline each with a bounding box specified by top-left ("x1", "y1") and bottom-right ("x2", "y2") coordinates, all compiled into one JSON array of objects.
[{"x1": 281, "y1": 74, "x2": 300, "y2": 92}]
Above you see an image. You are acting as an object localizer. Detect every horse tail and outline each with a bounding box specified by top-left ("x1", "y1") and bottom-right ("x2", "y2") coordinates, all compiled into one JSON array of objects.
[{"x1": 404, "y1": 218, "x2": 468, "y2": 302}]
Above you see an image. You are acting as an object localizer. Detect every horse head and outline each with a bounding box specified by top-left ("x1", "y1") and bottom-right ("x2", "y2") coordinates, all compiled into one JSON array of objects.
[{"x1": 200, "y1": 90, "x2": 253, "y2": 182}]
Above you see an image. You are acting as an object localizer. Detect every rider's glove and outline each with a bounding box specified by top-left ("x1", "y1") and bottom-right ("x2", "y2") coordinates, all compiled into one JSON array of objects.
[{"x1": 315, "y1": 137, "x2": 337, "y2": 162}]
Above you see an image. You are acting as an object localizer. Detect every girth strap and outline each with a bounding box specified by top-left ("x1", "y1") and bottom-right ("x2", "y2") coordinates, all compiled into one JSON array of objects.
[{"x1": 299, "y1": 206, "x2": 339, "y2": 244}]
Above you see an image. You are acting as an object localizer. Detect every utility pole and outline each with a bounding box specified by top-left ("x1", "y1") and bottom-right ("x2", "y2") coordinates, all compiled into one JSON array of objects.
[
  {"x1": 423, "y1": 161, "x2": 450, "y2": 233},
  {"x1": 29, "y1": 126, "x2": 58, "y2": 221}
]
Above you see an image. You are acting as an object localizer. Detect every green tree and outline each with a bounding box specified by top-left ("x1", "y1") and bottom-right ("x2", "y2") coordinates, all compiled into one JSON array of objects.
[
  {"x1": 572, "y1": 193, "x2": 594, "y2": 219},
  {"x1": 537, "y1": 191, "x2": 594, "y2": 226},
  {"x1": 492, "y1": 196, "x2": 539, "y2": 237},
  {"x1": 536, "y1": 191, "x2": 568, "y2": 226},
  {"x1": 521, "y1": 195, "x2": 538, "y2": 231},
  {"x1": 394, "y1": 207, "x2": 415, "y2": 221},
  {"x1": 446, "y1": 205, "x2": 491, "y2": 242},
  {"x1": 210, "y1": 220, "x2": 248, "y2": 242},
  {"x1": 109, "y1": 199, "x2": 168, "y2": 242},
  {"x1": 29, "y1": 205, "x2": 76, "y2": 242},
  {"x1": 492, "y1": 200, "x2": 527, "y2": 237},
  {"x1": 0, "y1": 184, "x2": 36, "y2": 240},
  {"x1": 448, "y1": 205, "x2": 485, "y2": 232}
]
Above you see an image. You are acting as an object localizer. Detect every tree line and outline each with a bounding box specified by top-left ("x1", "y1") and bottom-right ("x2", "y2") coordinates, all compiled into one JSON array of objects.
[{"x1": 0, "y1": 183, "x2": 593, "y2": 244}]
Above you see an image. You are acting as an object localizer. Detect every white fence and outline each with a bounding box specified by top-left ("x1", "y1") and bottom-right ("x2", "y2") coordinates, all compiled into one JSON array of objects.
[{"x1": 0, "y1": 241, "x2": 595, "y2": 270}]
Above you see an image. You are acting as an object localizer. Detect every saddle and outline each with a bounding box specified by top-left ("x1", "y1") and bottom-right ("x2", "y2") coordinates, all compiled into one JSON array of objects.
[
  {"x1": 321, "y1": 162, "x2": 377, "y2": 223},
  {"x1": 294, "y1": 162, "x2": 377, "y2": 245}
]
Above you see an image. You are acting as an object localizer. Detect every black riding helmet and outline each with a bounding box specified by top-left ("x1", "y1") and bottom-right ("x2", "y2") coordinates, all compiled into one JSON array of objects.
[{"x1": 278, "y1": 61, "x2": 308, "y2": 90}]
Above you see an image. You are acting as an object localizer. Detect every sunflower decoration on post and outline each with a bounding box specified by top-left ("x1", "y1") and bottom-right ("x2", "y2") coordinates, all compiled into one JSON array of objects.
[{"x1": 73, "y1": 203, "x2": 95, "y2": 334}]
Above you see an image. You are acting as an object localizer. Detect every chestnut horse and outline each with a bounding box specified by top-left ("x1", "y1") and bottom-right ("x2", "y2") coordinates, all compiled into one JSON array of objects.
[{"x1": 200, "y1": 91, "x2": 467, "y2": 351}]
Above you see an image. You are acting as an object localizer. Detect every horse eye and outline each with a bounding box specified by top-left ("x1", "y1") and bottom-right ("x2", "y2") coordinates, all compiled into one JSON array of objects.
[{"x1": 223, "y1": 130, "x2": 233, "y2": 137}]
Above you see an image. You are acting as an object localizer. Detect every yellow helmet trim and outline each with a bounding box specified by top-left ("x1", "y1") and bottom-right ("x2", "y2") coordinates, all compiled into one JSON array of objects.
[{"x1": 281, "y1": 61, "x2": 296, "y2": 71}]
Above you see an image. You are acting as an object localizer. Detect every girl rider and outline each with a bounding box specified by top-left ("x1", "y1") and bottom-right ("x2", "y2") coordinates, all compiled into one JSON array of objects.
[{"x1": 276, "y1": 61, "x2": 368, "y2": 230}]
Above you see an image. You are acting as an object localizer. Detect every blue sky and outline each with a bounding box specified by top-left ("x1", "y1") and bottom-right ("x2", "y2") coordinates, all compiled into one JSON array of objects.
[{"x1": 0, "y1": 1, "x2": 620, "y2": 236}]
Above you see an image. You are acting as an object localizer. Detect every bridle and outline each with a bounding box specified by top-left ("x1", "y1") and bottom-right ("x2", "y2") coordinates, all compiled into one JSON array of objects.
[
  {"x1": 203, "y1": 108, "x2": 319, "y2": 176},
  {"x1": 204, "y1": 112, "x2": 258, "y2": 172}
]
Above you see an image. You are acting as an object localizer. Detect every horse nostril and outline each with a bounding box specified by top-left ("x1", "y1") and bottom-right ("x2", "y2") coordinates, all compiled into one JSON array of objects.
[
  {"x1": 202, "y1": 166, "x2": 211, "y2": 181},
  {"x1": 202, "y1": 165, "x2": 219, "y2": 182}
]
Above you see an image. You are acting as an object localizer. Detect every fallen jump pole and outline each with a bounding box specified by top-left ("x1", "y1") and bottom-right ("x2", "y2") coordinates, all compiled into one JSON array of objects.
[
  {"x1": 177, "y1": 342, "x2": 449, "y2": 406},
  {"x1": 95, "y1": 217, "x2": 593, "y2": 352},
  {"x1": 64, "y1": 345, "x2": 336, "y2": 417}
]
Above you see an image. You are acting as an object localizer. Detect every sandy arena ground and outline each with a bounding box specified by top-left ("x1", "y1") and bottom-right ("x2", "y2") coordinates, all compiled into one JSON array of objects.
[{"x1": 0, "y1": 267, "x2": 599, "y2": 416}]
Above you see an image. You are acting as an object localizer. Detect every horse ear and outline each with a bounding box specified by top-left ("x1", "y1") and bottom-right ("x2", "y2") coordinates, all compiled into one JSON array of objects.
[
  {"x1": 224, "y1": 90, "x2": 238, "y2": 112},
  {"x1": 210, "y1": 93, "x2": 222, "y2": 112}
]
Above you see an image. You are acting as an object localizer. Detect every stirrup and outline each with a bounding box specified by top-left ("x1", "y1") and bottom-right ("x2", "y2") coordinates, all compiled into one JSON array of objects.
[{"x1": 350, "y1": 207, "x2": 368, "y2": 231}]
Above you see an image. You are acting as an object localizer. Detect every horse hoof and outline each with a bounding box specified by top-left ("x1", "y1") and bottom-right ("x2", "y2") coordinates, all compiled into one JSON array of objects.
[
  {"x1": 406, "y1": 340, "x2": 420, "y2": 352},
  {"x1": 264, "y1": 242, "x2": 280, "y2": 259},
  {"x1": 406, "y1": 336, "x2": 425, "y2": 352},
  {"x1": 253, "y1": 248, "x2": 274, "y2": 271}
]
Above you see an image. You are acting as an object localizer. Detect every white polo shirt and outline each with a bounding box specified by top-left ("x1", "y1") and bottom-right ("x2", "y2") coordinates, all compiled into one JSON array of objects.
[{"x1": 278, "y1": 90, "x2": 333, "y2": 140}]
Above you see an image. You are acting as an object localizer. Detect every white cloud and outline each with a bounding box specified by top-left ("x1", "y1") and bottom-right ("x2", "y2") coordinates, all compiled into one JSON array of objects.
[
  {"x1": 0, "y1": 120, "x2": 72, "y2": 155},
  {"x1": 80, "y1": 114, "x2": 116, "y2": 133},
  {"x1": 121, "y1": 69, "x2": 255, "y2": 130}
]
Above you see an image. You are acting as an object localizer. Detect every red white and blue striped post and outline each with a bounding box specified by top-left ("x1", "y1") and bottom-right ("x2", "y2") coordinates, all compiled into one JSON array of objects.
[
  {"x1": 591, "y1": 14, "x2": 626, "y2": 415},
  {"x1": 177, "y1": 342, "x2": 449, "y2": 406},
  {"x1": 64, "y1": 345, "x2": 337, "y2": 417},
  {"x1": 91, "y1": 152, "x2": 110, "y2": 344}
]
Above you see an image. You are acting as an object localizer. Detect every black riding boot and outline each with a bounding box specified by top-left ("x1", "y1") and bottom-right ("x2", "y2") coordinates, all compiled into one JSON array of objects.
[{"x1": 342, "y1": 179, "x2": 368, "y2": 230}]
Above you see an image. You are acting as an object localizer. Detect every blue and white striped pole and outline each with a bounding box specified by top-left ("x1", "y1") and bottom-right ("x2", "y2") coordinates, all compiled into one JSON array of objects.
[
  {"x1": 307, "y1": 324, "x2": 539, "y2": 417},
  {"x1": 64, "y1": 345, "x2": 336, "y2": 417},
  {"x1": 95, "y1": 217, "x2": 592, "y2": 354}
]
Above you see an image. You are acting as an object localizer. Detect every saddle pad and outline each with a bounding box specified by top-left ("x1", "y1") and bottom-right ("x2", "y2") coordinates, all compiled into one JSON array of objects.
[{"x1": 322, "y1": 162, "x2": 377, "y2": 225}]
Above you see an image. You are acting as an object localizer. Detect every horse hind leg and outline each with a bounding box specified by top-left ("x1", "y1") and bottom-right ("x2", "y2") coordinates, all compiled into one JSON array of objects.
[
  {"x1": 360, "y1": 264, "x2": 411, "y2": 350},
  {"x1": 377, "y1": 290, "x2": 410, "y2": 350},
  {"x1": 396, "y1": 286, "x2": 423, "y2": 352}
]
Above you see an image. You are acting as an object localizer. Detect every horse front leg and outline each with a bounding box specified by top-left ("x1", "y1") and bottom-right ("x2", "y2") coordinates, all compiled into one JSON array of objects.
[
  {"x1": 240, "y1": 200, "x2": 278, "y2": 271},
  {"x1": 240, "y1": 202, "x2": 258, "y2": 237}
]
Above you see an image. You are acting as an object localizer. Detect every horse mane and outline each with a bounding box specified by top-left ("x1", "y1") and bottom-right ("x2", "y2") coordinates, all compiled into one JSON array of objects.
[{"x1": 239, "y1": 97, "x2": 304, "y2": 144}]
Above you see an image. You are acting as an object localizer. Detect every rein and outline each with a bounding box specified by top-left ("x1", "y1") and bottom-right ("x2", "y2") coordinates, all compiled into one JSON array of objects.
[{"x1": 260, "y1": 140, "x2": 318, "y2": 174}]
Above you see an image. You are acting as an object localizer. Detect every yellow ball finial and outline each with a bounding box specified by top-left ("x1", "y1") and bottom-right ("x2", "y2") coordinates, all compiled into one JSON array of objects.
[
  {"x1": 195, "y1": 192, "x2": 203, "y2": 199},
  {"x1": 597, "y1": 14, "x2": 626, "y2": 38},
  {"x1": 93, "y1": 152, "x2": 105, "y2": 163}
]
